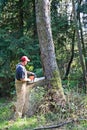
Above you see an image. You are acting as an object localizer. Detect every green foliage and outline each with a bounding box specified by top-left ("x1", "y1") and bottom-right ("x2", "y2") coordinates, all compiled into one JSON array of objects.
[
  {"x1": 0, "y1": 99, "x2": 13, "y2": 121},
  {"x1": 29, "y1": 86, "x2": 45, "y2": 114},
  {"x1": 0, "y1": 89, "x2": 87, "y2": 130},
  {"x1": 0, "y1": 0, "x2": 41, "y2": 96},
  {"x1": 0, "y1": 29, "x2": 41, "y2": 96},
  {"x1": 0, "y1": 0, "x2": 7, "y2": 12},
  {"x1": 0, "y1": 0, "x2": 87, "y2": 97},
  {"x1": 81, "y1": 3, "x2": 87, "y2": 13},
  {"x1": 0, "y1": 1, "x2": 87, "y2": 129},
  {"x1": 34, "y1": 68, "x2": 44, "y2": 77},
  {"x1": 0, "y1": 98, "x2": 46, "y2": 130}
]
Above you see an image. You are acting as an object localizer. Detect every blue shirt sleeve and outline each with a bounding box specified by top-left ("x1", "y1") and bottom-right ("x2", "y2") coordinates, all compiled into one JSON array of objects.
[{"x1": 16, "y1": 66, "x2": 25, "y2": 80}]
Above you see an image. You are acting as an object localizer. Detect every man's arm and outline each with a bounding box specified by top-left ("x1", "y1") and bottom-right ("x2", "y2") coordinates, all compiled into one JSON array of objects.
[
  {"x1": 27, "y1": 71, "x2": 36, "y2": 77},
  {"x1": 20, "y1": 78, "x2": 31, "y2": 82}
]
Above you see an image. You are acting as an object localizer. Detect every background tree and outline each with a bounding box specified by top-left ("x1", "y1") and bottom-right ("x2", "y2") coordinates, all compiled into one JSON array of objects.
[{"x1": 72, "y1": 0, "x2": 87, "y2": 93}]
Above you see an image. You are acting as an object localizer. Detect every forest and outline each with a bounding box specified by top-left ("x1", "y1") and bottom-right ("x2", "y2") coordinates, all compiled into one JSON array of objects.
[{"x1": 0, "y1": 0, "x2": 87, "y2": 130}]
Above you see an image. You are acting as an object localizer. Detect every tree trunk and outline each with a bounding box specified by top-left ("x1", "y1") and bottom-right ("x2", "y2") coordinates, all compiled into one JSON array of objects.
[
  {"x1": 35, "y1": 0, "x2": 66, "y2": 106},
  {"x1": 18, "y1": 0, "x2": 23, "y2": 37},
  {"x1": 63, "y1": 30, "x2": 75, "y2": 80},
  {"x1": 77, "y1": 0, "x2": 87, "y2": 70},
  {"x1": 32, "y1": 0, "x2": 37, "y2": 38},
  {"x1": 72, "y1": 0, "x2": 87, "y2": 93}
]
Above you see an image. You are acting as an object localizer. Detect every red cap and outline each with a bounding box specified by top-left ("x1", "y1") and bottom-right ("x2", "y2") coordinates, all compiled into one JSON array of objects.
[{"x1": 21, "y1": 56, "x2": 30, "y2": 62}]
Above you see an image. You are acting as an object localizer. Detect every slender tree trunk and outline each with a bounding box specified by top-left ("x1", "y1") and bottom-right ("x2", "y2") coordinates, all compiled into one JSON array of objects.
[
  {"x1": 35, "y1": 0, "x2": 66, "y2": 106},
  {"x1": 32, "y1": 0, "x2": 37, "y2": 38},
  {"x1": 77, "y1": 1, "x2": 87, "y2": 70},
  {"x1": 72, "y1": 0, "x2": 87, "y2": 93},
  {"x1": 63, "y1": 30, "x2": 75, "y2": 80},
  {"x1": 18, "y1": 0, "x2": 23, "y2": 37}
]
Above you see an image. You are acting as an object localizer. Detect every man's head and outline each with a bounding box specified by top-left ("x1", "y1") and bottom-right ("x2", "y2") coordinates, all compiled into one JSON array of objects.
[{"x1": 20, "y1": 56, "x2": 30, "y2": 65}]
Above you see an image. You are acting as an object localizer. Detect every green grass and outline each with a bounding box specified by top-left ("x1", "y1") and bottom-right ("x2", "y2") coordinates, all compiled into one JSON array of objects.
[
  {"x1": 0, "y1": 90, "x2": 87, "y2": 130},
  {"x1": 0, "y1": 100, "x2": 46, "y2": 130},
  {"x1": 0, "y1": 115, "x2": 46, "y2": 130}
]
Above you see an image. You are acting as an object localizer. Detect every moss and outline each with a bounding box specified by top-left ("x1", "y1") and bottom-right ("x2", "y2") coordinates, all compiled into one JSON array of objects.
[
  {"x1": 46, "y1": 70, "x2": 66, "y2": 105},
  {"x1": 50, "y1": 70, "x2": 65, "y2": 96}
]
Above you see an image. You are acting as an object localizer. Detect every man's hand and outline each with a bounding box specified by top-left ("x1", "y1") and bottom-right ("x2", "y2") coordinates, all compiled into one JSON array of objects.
[
  {"x1": 27, "y1": 71, "x2": 36, "y2": 77},
  {"x1": 27, "y1": 78, "x2": 31, "y2": 82}
]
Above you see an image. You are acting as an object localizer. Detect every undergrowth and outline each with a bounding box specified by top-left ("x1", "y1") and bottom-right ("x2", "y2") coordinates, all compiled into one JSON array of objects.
[{"x1": 0, "y1": 88, "x2": 87, "y2": 130}]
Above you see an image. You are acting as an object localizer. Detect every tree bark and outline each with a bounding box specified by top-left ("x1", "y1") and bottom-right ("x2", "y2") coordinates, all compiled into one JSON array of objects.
[
  {"x1": 35, "y1": 0, "x2": 66, "y2": 106},
  {"x1": 72, "y1": 0, "x2": 87, "y2": 93},
  {"x1": 18, "y1": 0, "x2": 23, "y2": 37},
  {"x1": 63, "y1": 30, "x2": 75, "y2": 80},
  {"x1": 32, "y1": 0, "x2": 37, "y2": 38},
  {"x1": 77, "y1": 0, "x2": 87, "y2": 70}
]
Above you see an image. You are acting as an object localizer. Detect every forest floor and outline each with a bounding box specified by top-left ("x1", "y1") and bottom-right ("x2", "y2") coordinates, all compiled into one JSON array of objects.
[{"x1": 0, "y1": 89, "x2": 87, "y2": 130}]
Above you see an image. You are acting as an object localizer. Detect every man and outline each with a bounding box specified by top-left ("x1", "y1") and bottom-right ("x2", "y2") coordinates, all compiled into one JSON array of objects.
[{"x1": 14, "y1": 56, "x2": 35, "y2": 119}]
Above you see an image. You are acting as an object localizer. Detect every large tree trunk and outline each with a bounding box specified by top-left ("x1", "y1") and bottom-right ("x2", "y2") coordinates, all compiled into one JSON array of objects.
[{"x1": 35, "y1": 0, "x2": 66, "y2": 106}]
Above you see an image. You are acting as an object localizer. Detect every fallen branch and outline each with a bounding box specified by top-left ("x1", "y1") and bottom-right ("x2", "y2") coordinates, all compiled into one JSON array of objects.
[
  {"x1": 33, "y1": 118, "x2": 87, "y2": 130},
  {"x1": 33, "y1": 120, "x2": 73, "y2": 130}
]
